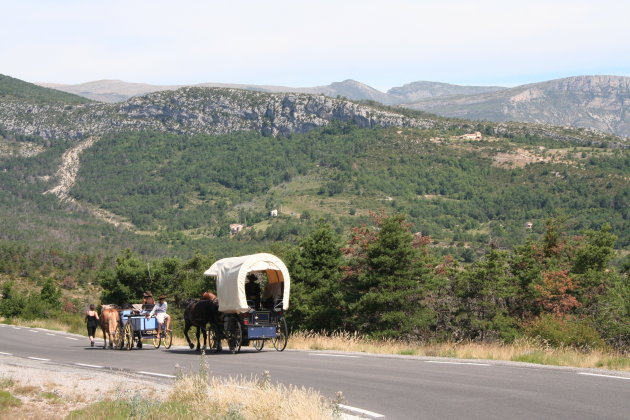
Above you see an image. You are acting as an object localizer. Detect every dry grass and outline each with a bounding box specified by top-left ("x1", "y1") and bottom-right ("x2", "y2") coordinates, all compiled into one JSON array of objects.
[
  {"x1": 4, "y1": 318, "x2": 78, "y2": 333},
  {"x1": 65, "y1": 355, "x2": 339, "y2": 420},
  {"x1": 166, "y1": 356, "x2": 338, "y2": 420},
  {"x1": 288, "y1": 331, "x2": 630, "y2": 371}
]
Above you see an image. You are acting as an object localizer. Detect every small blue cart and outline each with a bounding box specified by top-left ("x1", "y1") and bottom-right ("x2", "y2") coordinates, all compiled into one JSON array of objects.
[{"x1": 115, "y1": 309, "x2": 172, "y2": 350}]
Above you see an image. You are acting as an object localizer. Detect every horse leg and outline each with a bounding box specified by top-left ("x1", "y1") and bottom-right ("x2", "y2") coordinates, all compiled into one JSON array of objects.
[
  {"x1": 201, "y1": 326, "x2": 208, "y2": 352},
  {"x1": 184, "y1": 321, "x2": 195, "y2": 349},
  {"x1": 194, "y1": 326, "x2": 201, "y2": 351},
  {"x1": 213, "y1": 323, "x2": 222, "y2": 353},
  {"x1": 102, "y1": 326, "x2": 107, "y2": 349}
]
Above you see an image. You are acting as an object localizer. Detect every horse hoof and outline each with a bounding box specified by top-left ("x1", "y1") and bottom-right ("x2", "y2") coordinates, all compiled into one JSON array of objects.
[{"x1": 189, "y1": 343, "x2": 195, "y2": 349}]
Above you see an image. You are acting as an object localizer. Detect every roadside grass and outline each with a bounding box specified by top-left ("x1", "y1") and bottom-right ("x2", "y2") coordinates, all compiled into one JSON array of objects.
[
  {"x1": 0, "y1": 390, "x2": 22, "y2": 411},
  {"x1": 68, "y1": 355, "x2": 338, "y2": 420},
  {"x1": 1, "y1": 314, "x2": 85, "y2": 336},
  {"x1": 288, "y1": 331, "x2": 630, "y2": 371},
  {"x1": 1, "y1": 356, "x2": 339, "y2": 420}
]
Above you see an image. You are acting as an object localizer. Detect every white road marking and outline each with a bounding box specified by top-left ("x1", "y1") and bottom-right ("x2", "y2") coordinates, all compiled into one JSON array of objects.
[
  {"x1": 75, "y1": 363, "x2": 104, "y2": 368},
  {"x1": 138, "y1": 371, "x2": 176, "y2": 379},
  {"x1": 65, "y1": 337, "x2": 79, "y2": 341},
  {"x1": 339, "y1": 404, "x2": 385, "y2": 418},
  {"x1": 46, "y1": 333, "x2": 55, "y2": 336},
  {"x1": 311, "y1": 353, "x2": 359, "y2": 358},
  {"x1": 578, "y1": 372, "x2": 630, "y2": 381},
  {"x1": 27, "y1": 357, "x2": 50, "y2": 361},
  {"x1": 425, "y1": 360, "x2": 491, "y2": 366},
  {"x1": 0, "y1": 352, "x2": 12, "y2": 356},
  {"x1": 29, "y1": 329, "x2": 39, "y2": 333},
  {"x1": 12, "y1": 327, "x2": 20, "y2": 330}
]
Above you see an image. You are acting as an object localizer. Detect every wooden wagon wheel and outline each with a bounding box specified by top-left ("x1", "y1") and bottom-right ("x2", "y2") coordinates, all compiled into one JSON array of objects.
[
  {"x1": 114, "y1": 323, "x2": 124, "y2": 349},
  {"x1": 163, "y1": 329, "x2": 172, "y2": 349},
  {"x1": 152, "y1": 329, "x2": 161, "y2": 349},
  {"x1": 252, "y1": 339, "x2": 264, "y2": 351},
  {"x1": 227, "y1": 316, "x2": 242, "y2": 354},
  {"x1": 123, "y1": 322, "x2": 133, "y2": 350},
  {"x1": 271, "y1": 315, "x2": 288, "y2": 352}
]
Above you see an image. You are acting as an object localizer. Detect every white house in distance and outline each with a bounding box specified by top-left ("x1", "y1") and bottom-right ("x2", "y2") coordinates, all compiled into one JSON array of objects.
[
  {"x1": 460, "y1": 131, "x2": 483, "y2": 140},
  {"x1": 230, "y1": 223, "x2": 244, "y2": 234},
  {"x1": 270, "y1": 209, "x2": 278, "y2": 217}
]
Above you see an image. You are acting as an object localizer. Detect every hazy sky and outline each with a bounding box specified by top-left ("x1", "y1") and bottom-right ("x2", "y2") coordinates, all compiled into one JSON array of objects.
[{"x1": 3, "y1": 0, "x2": 629, "y2": 91}]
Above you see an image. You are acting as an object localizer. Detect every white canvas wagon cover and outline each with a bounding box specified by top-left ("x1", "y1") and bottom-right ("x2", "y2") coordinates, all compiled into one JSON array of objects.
[{"x1": 203, "y1": 253, "x2": 290, "y2": 313}]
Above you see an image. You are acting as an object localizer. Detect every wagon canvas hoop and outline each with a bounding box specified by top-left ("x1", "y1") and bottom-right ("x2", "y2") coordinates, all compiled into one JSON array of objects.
[{"x1": 204, "y1": 253, "x2": 291, "y2": 314}]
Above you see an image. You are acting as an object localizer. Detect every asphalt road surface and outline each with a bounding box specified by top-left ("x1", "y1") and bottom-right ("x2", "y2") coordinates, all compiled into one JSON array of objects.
[{"x1": 1, "y1": 324, "x2": 629, "y2": 419}]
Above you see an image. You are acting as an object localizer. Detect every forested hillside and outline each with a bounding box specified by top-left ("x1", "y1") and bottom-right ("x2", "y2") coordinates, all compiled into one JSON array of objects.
[
  {"x1": 0, "y1": 74, "x2": 90, "y2": 104},
  {"x1": 70, "y1": 125, "x2": 630, "y2": 253}
]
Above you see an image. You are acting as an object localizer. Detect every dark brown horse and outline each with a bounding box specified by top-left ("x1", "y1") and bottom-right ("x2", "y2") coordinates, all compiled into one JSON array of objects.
[{"x1": 184, "y1": 294, "x2": 222, "y2": 352}]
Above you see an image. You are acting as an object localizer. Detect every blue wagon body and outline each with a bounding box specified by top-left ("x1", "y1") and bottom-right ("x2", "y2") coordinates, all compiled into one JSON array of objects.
[{"x1": 116, "y1": 308, "x2": 169, "y2": 350}]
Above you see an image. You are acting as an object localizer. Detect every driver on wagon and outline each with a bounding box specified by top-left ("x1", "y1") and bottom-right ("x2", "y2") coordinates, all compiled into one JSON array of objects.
[{"x1": 147, "y1": 294, "x2": 171, "y2": 339}]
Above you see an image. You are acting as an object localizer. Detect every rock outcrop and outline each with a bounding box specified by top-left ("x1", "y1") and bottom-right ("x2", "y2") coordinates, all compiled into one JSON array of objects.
[{"x1": 0, "y1": 87, "x2": 438, "y2": 140}]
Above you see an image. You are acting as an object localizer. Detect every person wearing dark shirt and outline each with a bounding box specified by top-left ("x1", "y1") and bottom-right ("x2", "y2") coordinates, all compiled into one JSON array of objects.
[
  {"x1": 245, "y1": 274, "x2": 261, "y2": 309},
  {"x1": 85, "y1": 304, "x2": 99, "y2": 347}
]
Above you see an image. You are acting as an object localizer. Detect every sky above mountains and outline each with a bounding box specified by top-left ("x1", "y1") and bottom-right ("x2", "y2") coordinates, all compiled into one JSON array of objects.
[{"x1": 3, "y1": 0, "x2": 630, "y2": 91}]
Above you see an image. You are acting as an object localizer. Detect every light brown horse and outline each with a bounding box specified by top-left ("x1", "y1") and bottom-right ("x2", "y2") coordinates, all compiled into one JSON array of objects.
[{"x1": 100, "y1": 305, "x2": 120, "y2": 349}]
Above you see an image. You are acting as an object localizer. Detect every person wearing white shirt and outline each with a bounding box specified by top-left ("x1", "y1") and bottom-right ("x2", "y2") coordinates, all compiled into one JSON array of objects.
[{"x1": 147, "y1": 295, "x2": 171, "y2": 339}]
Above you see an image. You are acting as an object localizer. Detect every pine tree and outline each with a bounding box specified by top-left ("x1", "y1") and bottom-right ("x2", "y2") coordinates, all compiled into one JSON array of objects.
[
  {"x1": 291, "y1": 222, "x2": 345, "y2": 330},
  {"x1": 351, "y1": 214, "x2": 433, "y2": 338}
]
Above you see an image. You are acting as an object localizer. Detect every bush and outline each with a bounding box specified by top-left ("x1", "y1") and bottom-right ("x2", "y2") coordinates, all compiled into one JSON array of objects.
[{"x1": 524, "y1": 314, "x2": 606, "y2": 350}]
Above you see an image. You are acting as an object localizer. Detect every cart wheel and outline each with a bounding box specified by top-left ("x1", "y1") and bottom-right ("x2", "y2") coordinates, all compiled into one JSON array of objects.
[
  {"x1": 252, "y1": 339, "x2": 264, "y2": 351},
  {"x1": 163, "y1": 329, "x2": 172, "y2": 349},
  {"x1": 271, "y1": 315, "x2": 288, "y2": 351},
  {"x1": 227, "y1": 317, "x2": 242, "y2": 354},
  {"x1": 153, "y1": 332, "x2": 161, "y2": 349},
  {"x1": 124, "y1": 323, "x2": 133, "y2": 350},
  {"x1": 114, "y1": 323, "x2": 124, "y2": 349},
  {"x1": 208, "y1": 327, "x2": 221, "y2": 353}
]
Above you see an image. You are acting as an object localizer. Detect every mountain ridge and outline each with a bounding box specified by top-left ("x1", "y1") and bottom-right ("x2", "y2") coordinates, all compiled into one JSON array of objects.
[
  {"x1": 405, "y1": 75, "x2": 630, "y2": 137},
  {"x1": 37, "y1": 78, "x2": 505, "y2": 105},
  {"x1": 35, "y1": 74, "x2": 630, "y2": 137}
]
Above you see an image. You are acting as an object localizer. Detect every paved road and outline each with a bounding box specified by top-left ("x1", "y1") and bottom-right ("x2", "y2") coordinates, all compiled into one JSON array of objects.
[{"x1": 1, "y1": 323, "x2": 629, "y2": 419}]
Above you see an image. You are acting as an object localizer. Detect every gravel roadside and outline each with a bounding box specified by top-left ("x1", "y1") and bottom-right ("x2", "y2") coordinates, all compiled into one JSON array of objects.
[{"x1": 0, "y1": 354, "x2": 170, "y2": 418}]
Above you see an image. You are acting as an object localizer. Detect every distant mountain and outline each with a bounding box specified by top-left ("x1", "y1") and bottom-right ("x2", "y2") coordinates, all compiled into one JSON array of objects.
[
  {"x1": 387, "y1": 81, "x2": 505, "y2": 103},
  {"x1": 38, "y1": 79, "x2": 181, "y2": 103},
  {"x1": 37, "y1": 79, "x2": 396, "y2": 104},
  {"x1": 37, "y1": 78, "x2": 503, "y2": 106},
  {"x1": 405, "y1": 75, "x2": 630, "y2": 138},
  {"x1": 1, "y1": 74, "x2": 90, "y2": 104}
]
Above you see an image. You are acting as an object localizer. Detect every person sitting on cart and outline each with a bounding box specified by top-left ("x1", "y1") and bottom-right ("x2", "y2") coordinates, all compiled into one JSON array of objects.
[
  {"x1": 245, "y1": 274, "x2": 261, "y2": 310},
  {"x1": 147, "y1": 294, "x2": 171, "y2": 338},
  {"x1": 262, "y1": 281, "x2": 283, "y2": 309},
  {"x1": 141, "y1": 291, "x2": 155, "y2": 313}
]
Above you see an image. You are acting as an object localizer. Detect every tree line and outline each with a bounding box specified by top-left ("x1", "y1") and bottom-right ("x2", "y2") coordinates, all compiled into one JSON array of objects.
[{"x1": 1, "y1": 214, "x2": 627, "y2": 351}]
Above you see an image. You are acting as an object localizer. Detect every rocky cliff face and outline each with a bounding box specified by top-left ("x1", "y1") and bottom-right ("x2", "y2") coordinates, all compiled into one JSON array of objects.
[
  {"x1": 0, "y1": 87, "x2": 438, "y2": 140},
  {"x1": 406, "y1": 76, "x2": 630, "y2": 138}
]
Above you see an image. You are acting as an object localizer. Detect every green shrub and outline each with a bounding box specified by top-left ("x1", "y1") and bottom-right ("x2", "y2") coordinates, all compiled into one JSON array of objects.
[{"x1": 524, "y1": 314, "x2": 606, "y2": 350}]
